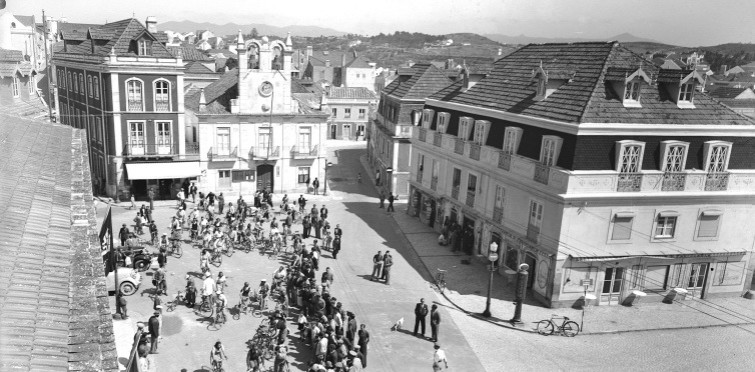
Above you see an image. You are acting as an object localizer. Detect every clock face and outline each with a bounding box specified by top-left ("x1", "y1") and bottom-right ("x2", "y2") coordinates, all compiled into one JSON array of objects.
[{"x1": 259, "y1": 81, "x2": 273, "y2": 97}]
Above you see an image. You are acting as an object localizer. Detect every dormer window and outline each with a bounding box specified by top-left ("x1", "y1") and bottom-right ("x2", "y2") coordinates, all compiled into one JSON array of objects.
[
  {"x1": 138, "y1": 40, "x2": 151, "y2": 56},
  {"x1": 679, "y1": 83, "x2": 694, "y2": 102},
  {"x1": 532, "y1": 64, "x2": 575, "y2": 101},
  {"x1": 472, "y1": 120, "x2": 490, "y2": 145},
  {"x1": 421, "y1": 109, "x2": 435, "y2": 129},
  {"x1": 458, "y1": 117, "x2": 474, "y2": 140},
  {"x1": 624, "y1": 81, "x2": 640, "y2": 101},
  {"x1": 436, "y1": 112, "x2": 450, "y2": 133},
  {"x1": 606, "y1": 67, "x2": 650, "y2": 108},
  {"x1": 657, "y1": 69, "x2": 704, "y2": 109}
]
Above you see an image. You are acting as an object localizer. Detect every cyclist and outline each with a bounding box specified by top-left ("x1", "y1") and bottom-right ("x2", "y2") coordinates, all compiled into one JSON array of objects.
[
  {"x1": 210, "y1": 341, "x2": 228, "y2": 371},
  {"x1": 239, "y1": 282, "x2": 252, "y2": 310},
  {"x1": 170, "y1": 216, "x2": 182, "y2": 241},
  {"x1": 185, "y1": 277, "x2": 197, "y2": 308},
  {"x1": 190, "y1": 218, "x2": 199, "y2": 241},
  {"x1": 202, "y1": 272, "x2": 216, "y2": 307},
  {"x1": 215, "y1": 290, "x2": 228, "y2": 322},
  {"x1": 272, "y1": 266, "x2": 287, "y2": 291},
  {"x1": 273, "y1": 342, "x2": 289, "y2": 372},
  {"x1": 149, "y1": 220, "x2": 158, "y2": 245},
  {"x1": 200, "y1": 248, "x2": 211, "y2": 273},
  {"x1": 159, "y1": 233, "x2": 169, "y2": 251},
  {"x1": 200, "y1": 216, "x2": 209, "y2": 235},
  {"x1": 258, "y1": 279, "x2": 270, "y2": 311},
  {"x1": 217, "y1": 272, "x2": 227, "y2": 292},
  {"x1": 202, "y1": 229, "x2": 213, "y2": 250}
]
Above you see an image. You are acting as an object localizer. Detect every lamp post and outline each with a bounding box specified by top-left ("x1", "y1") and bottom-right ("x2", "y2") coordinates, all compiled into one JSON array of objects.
[
  {"x1": 482, "y1": 242, "x2": 499, "y2": 317},
  {"x1": 324, "y1": 161, "x2": 333, "y2": 196}
]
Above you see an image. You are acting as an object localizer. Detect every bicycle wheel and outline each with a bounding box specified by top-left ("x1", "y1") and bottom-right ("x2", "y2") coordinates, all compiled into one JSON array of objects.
[
  {"x1": 562, "y1": 321, "x2": 580, "y2": 337},
  {"x1": 225, "y1": 240, "x2": 234, "y2": 257},
  {"x1": 536, "y1": 320, "x2": 555, "y2": 335},
  {"x1": 174, "y1": 243, "x2": 183, "y2": 258},
  {"x1": 262, "y1": 344, "x2": 274, "y2": 360},
  {"x1": 252, "y1": 309, "x2": 262, "y2": 318},
  {"x1": 233, "y1": 305, "x2": 241, "y2": 320},
  {"x1": 166, "y1": 301, "x2": 176, "y2": 312}
]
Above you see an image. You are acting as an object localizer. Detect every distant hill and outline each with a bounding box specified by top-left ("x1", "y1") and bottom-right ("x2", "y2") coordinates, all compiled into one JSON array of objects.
[
  {"x1": 445, "y1": 33, "x2": 501, "y2": 46},
  {"x1": 159, "y1": 20, "x2": 347, "y2": 38},
  {"x1": 483, "y1": 32, "x2": 658, "y2": 45}
]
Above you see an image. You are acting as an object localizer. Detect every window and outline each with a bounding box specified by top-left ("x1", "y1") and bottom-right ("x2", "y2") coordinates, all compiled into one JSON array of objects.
[
  {"x1": 502, "y1": 127, "x2": 522, "y2": 154},
  {"x1": 79, "y1": 73, "x2": 85, "y2": 95},
  {"x1": 529, "y1": 200, "x2": 544, "y2": 228},
  {"x1": 654, "y1": 212, "x2": 678, "y2": 239},
  {"x1": 216, "y1": 127, "x2": 231, "y2": 154},
  {"x1": 610, "y1": 212, "x2": 634, "y2": 241},
  {"x1": 536, "y1": 75, "x2": 546, "y2": 98},
  {"x1": 467, "y1": 174, "x2": 477, "y2": 193},
  {"x1": 156, "y1": 121, "x2": 171, "y2": 146},
  {"x1": 72, "y1": 72, "x2": 77, "y2": 93},
  {"x1": 298, "y1": 167, "x2": 310, "y2": 183},
  {"x1": 660, "y1": 141, "x2": 689, "y2": 172},
  {"x1": 437, "y1": 113, "x2": 451, "y2": 133},
  {"x1": 258, "y1": 127, "x2": 272, "y2": 152},
  {"x1": 218, "y1": 170, "x2": 231, "y2": 188},
  {"x1": 458, "y1": 117, "x2": 473, "y2": 140},
  {"x1": 95, "y1": 117, "x2": 102, "y2": 143},
  {"x1": 28, "y1": 76, "x2": 35, "y2": 95},
  {"x1": 678, "y1": 83, "x2": 694, "y2": 102},
  {"x1": 644, "y1": 265, "x2": 669, "y2": 291},
  {"x1": 418, "y1": 154, "x2": 425, "y2": 174},
  {"x1": 154, "y1": 80, "x2": 171, "y2": 111},
  {"x1": 421, "y1": 109, "x2": 435, "y2": 129},
  {"x1": 344, "y1": 108, "x2": 351, "y2": 118},
  {"x1": 138, "y1": 40, "x2": 151, "y2": 56},
  {"x1": 126, "y1": 79, "x2": 144, "y2": 111},
  {"x1": 494, "y1": 185, "x2": 505, "y2": 209},
  {"x1": 11, "y1": 76, "x2": 19, "y2": 97},
  {"x1": 540, "y1": 136, "x2": 562, "y2": 166},
  {"x1": 697, "y1": 210, "x2": 721, "y2": 239},
  {"x1": 129, "y1": 121, "x2": 145, "y2": 151},
  {"x1": 359, "y1": 108, "x2": 366, "y2": 119},
  {"x1": 615, "y1": 140, "x2": 645, "y2": 173},
  {"x1": 473, "y1": 120, "x2": 489, "y2": 145},
  {"x1": 504, "y1": 244, "x2": 519, "y2": 270},
  {"x1": 298, "y1": 126, "x2": 312, "y2": 152},
  {"x1": 332, "y1": 108, "x2": 337, "y2": 117},
  {"x1": 93, "y1": 77, "x2": 99, "y2": 99},
  {"x1": 624, "y1": 81, "x2": 640, "y2": 102},
  {"x1": 87, "y1": 76, "x2": 93, "y2": 97},
  {"x1": 67, "y1": 72, "x2": 72, "y2": 91},
  {"x1": 703, "y1": 141, "x2": 732, "y2": 173},
  {"x1": 452, "y1": 168, "x2": 461, "y2": 188}
]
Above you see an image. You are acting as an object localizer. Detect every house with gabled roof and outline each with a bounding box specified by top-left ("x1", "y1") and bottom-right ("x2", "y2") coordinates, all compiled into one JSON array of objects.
[
  {"x1": 52, "y1": 17, "x2": 198, "y2": 201},
  {"x1": 0, "y1": 47, "x2": 47, "y2": 120},
  {"x1": 410, "y1": 41, "x2": 755, "y2": 308},
  {"x1": 302, "y1": 48, "x2": 377, "y2": 91},
  {"x1": 321, "y1": 86, "x2": 377, "y2": 140}
]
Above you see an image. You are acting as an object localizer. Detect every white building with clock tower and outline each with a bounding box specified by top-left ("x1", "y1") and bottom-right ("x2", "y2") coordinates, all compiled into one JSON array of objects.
[{"x1": 186, "y1": 31, "x2": 329, "y2": 197}]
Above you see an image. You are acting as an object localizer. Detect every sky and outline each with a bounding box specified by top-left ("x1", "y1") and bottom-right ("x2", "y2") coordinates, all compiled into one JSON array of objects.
[{"x1": 5, "y1": 0, "x2": 755, "y2": 46}]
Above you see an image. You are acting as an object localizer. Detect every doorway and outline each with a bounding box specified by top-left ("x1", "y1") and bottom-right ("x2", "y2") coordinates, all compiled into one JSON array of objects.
[
  {"x1": 257, "y1": 164, "x2": 274, "y2": 192},
  {"x1": 686, "y1": 263, "x2": 709, "y2": 298},
  {"x1": 600, "y1": 267, "x2": 624, "y2": 305},
  {"x1": 525, "y1": 253, "x2": 537, "y2": 289},
  {"x1": 343, "y1": 124, "x2": 352, "y2": 140},
  {"x1": 330, "y1": 124, "x2": 337, "y2": 140},
  {"x1": 131, "y1": 180, "x2": 147, "y2": 200},
  {"x1": 158, "y1": 179, "x2": 173, "y2": 199},
  {"x1": 462, "y1": 217, "x2": 475, "y2": 255}
]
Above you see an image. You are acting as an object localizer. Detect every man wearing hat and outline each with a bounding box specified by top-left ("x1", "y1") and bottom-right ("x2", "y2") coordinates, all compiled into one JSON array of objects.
[
  {"x1": 433, "y1": 343, "x2": 449, "y2": 371},
  {"x1": 148, "y1": 310, "x2": 161, "y2": 354},
  {"x1": 414, "y1": 298, "x2": 429, "y2": 338},
  {"x1": 118, "y1": 223, "x2": 130, "y2": 246},
  {"x1": 353, "y1": 345, "x2": 365, "y2": 368},
  {"x1": 259, "y1": 279, "x2": 270, "y2": 310}
]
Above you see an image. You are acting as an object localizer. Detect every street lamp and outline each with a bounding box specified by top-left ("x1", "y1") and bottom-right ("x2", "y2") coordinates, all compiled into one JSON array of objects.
[
  {"x1": 482, "y1": 242, "x2": 499, "y2": 317},
  {"x1": 324, "y1": 161, "x2": 333, "y2": 196}
]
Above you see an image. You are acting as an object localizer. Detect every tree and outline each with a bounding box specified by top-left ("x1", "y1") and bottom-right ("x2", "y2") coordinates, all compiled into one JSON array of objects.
[{"x1": 251, "y1": 28, "x2": 259, "y2": 39}]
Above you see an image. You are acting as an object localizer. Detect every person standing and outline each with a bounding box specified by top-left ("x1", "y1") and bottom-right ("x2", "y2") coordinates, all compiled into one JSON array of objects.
[
  {"x1": 357, "y1": 324, "x2": 370, "y2": 368},
  {"x1": 218, "y1": 193, "x2": 225, "y2": 214},
  {"x1": 333, "y1": 224, "x2": 343, "y2": 240},
  {"x1": 375, "y1": 170, "x2": 381, "y2": 186},
  {"x1": 148, "y1": 310, "x2": 160, "y2": 354},
  {"x1": 371, "y1": 251, "x2": 384, "y2": 281},
  {"x1": 430, "y1": 305, "x2": 440, "y2": 343},
  {"x1": 148, "y1": 187, "x2": 155, "y2": 211},
  {"x1": 382, "y1": 251, "x2": 393, "y2": 285},
  {"x1": 320, "y1": 205, "x2": 329, "y2": 221},
  {"x1": 117, "y1": 290, "x2": 128, "y2": 319},
  {"x1": 432, "y1": 344, "x2": 449, "y2": 371},
  {"x1": 303, "y1": 215, "x2": 311, "y2": 239},
  {"x1": 119, "y1": 224, "x2": 130, "y2": 246},
  {"x1": 387, "y1": 193, "x2": 395, "y2": 212},
  {"x1": 312, "y1": 178, "x2": 320, "y2": 195},
  {"x1": 413, "y1": 298, "x2": 429, "y2": 337},
  {"x1": 332, "y1": 236, "x2": 341, "y2": 259},
  {"x1": 305, "y1": 177, "x2": 311, "y2": 194},
  {"x1": 378, "y1": 191, "x2": 385, "y2": 209},
  {"x1": 130, "y1": 192, "x2": 136, "y2": 210}
]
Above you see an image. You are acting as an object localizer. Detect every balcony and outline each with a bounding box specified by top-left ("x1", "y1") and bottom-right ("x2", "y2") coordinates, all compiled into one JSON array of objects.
[
  {"x1": 498, "y1": 152, "x2": 511, "y2": 171},
  {"x1": 451, "y1": 185, "x2": 460, "y2": 200},
  {"x1": 617, "y1": 173, "x2": 643, "y2": 192},
  {"x1": 124, "y1": 143, "x2": 175, "y2": 157},
  {"x1": 661, "y1": 172, "x2": 686, "y2": 191},
  {"x1": 126, "y1": 100, "x2": 143, "y2": 112},
  {"x1": 493, "y1": 206, "x2": 503, "y2": 223},
  {"x1": 418, "y1": 128, "x2": 427, "y2": 142},
  {"x1": 249, "y1": 146, "x2": 280, "y2": 159},
  {"x1": 469, "y1": 143, "x2": 481, "y2": 160},
  {"x1": 433, "y1": 133, "x2": 443, "y2": 147},
  {"x1": 534, "y1": 163, "x2": 550, "y2": 185},
  {"x1": 291, "y1": 145, "x2": 319, "y2": 159},
  {"x1": 430, "y1": 177, "x2": 438, "y2": 191},
  {"x1": 208, "y1": 146, "x2": 238, "y2": 161},
  {"x1": 416, "y1": 171, "x2": 423, "y2": 183},
  {"x1": 454, "y1": 139, "x2": 465, "y2": 155},
  {"x1": 155, "y1": 100, "x2": 170, "y2": 112},
  {"x1": 465, "y1": 190, "x2": 476, "y2": 208},
  {"x1": 180, "y1": 142, "x2": 200, "y2": 160},
  {"x1": 705, "y1": 172, "x2": 729, "y2": 191},
  {"x1": 527, "y1": 224, "x2": 540, "y2": 243}
]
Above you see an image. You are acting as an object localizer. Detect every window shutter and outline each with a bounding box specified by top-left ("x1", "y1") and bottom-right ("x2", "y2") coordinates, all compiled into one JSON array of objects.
[
  {"x1": 697, "y1": 215, "x2": 720, "y2": 237},
  {"x1": 611, "y1": 216, "x2": 633, "y2": 240}
]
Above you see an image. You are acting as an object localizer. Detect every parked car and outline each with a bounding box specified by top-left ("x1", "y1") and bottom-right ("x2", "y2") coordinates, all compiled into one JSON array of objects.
[{"x1": 106, "y1": 267, "x2": 142, "y2": 296}]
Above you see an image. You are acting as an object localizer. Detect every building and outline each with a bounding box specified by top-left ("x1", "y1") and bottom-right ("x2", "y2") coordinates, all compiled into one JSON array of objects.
[
  {"x1": 367, "y1": 62, "x2": 453, "y2": 198},
  {"x1": 707, "y1": 86, "x2": 755, "y2": 117},
  {"x1": 52, "y1": 17, "x2": 197, "y2": 200},
  {"x1": 302, "y1": 48, "x2": 377, "y2": 91},
  {"x1": 409, "y1": 42, "x2": 755, "y2": 308},
  {"x1": 167, "y1": 45, "x2": 219, "y2": 92},
  {"x1": 0, "y1": 47, "x2": 47, "y2": 119},
  {"x1": 184, "y1": 32, "x2": 329, "y2": 197},
  {"x1": 0, "y1": 12, "x2": 44, "y2": 70},
  {"x1": 0, "y1": 112, "x2": 118, "y2": 371},
  {"x1": 322, "y1": 86, "x2": 376, "y2": 140}
]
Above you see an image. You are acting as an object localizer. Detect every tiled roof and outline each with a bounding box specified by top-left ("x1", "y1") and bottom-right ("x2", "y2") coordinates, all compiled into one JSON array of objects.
[
  {"x1": 344, "y1": 55, "x2": 372, "y2": 69},
  {"x1": 0, "y1": 48, "x2": 23, "y2": 62},
  {"x1": 707, "y1": 86, "x2": 750, "y2": 99},
  {"x1": 56, "y1": 18, "x2": 175, "y2": 58},
  {"x1": 185, "y1": 69, "x2": 239, "y2": 112},
  {"x1": 57, "y1": 22, "x2": 101, "y2": 34},
  {"x1": 185, "y1": 61, "x2": 216, "y2": 75},
  {"x1": 293, "y1": 93, "x2": 323, "y2": 114},
  {"x1": 429, "y1": 42, "x2": 754, "y2": 125},
  {"x1": 721, "y1": 99, "x2": 755, "y2": 108},
  {"x1": 0, "y1": 95, "x2": 48, "y2": 120},
  {"x1": 383, "y1": 62, "x2": 454, "y2": 100},
  {"x1": 0, "y1": 114, "x2": 118, "y2": 371},
  {"x1": 13, "y1": 15, "x2": 35, "y2": 27},
  {"x1": 291, "y1": 79, "x2": 312, "y2": 94},
  {"x1": 327, "y1": 87, "x2": 376, "y2": 100},
  {"x1": 0, "y1": 61, "x2": 34, "y2": 78},
  {"x1": 168, "y1": 46, "x2": 211, "y2": 61}
]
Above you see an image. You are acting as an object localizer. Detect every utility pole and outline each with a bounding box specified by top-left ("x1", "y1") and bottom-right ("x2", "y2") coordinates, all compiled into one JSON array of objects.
[{"x1": 42, "y1": 9, "x2": 54, "y2": 122}]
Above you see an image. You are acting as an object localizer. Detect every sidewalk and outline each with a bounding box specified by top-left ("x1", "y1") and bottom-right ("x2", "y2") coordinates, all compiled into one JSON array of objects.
[{"x1": 358, "y1": 155, "x2": 755, "y2": 335}]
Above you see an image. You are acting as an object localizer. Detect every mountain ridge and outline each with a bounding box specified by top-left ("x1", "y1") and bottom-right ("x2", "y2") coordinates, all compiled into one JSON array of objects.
[
  {"x1": 158, "y1": 20, "x2": 347, "y2": 37},
  {"x1": 483, "y1": 32, "x2": 663, "y2": 45}
]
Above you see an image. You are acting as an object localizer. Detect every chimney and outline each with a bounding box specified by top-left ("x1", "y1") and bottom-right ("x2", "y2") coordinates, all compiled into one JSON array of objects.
[
  {"x1": 353, "y1": 50, "x2": 358, "y2": 58},
  {"x1": 341, "y1": 53, "x2": 346, "y2": 67},
  {"x1": 306, "y1": 46, "x2": 313, "y2": 58},
  {"x1": 721, "y1": 65, "x2": 728, "y2": 75},
  {"x1": 145, "y1": 16, "x2": 157, "y2": 34},
  {"x1": 325, "y1": 59, "x2": 331, "y2": 67},
  {"x1": 199, "y1": 88, "x2": 207, "y2": 113},
  {"x1": 446, "y1": 59, "x2": 454, "y2": 70}
]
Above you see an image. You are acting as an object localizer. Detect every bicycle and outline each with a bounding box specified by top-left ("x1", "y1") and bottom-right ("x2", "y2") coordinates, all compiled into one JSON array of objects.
[
  {"x1": 166, "y1": 291, "x2": 184, "y2": 312},
  {"x1": 435, "y1": 268, "x2": 447, "y2": 294},
  {"x1": 211, "y1": 248, "x2": 224, "y2": 266},
  {"x1": 223, "y1": 235, "x2": 235, "y2": 257},
  {"x1": 170, "y1": 238, "x2": 183, "y2": 258},
  {"x1": 196, "y1": 295, "x2": 213, "y2": 316},
  {"x1": 536, "y1": 314, "x2": 580, "y2": 337},
  {"x1": 210, "y1": 358, "x2": 225, "y2": 372},
  {"x1": 210, "y1": 307, "x2": 227, "y2": 330}
]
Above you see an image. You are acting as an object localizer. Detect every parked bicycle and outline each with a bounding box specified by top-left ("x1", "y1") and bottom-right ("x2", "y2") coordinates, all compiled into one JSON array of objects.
[
  {"x1": 169, "y1": 238, "x2": 183, "y2": 258},
  {"x1": 166, "y1": 290, "x2": 184, "y2": 312},
  {"x1": 434, "y1": 268, "x2": 447, "y2": 294},
  {"x1": 536, "y1": 314, "x2": 580, "y2": 337},
  {"x1": 210, "y1": 307, "x2": 227, "y2": 330},
  {"x1": 196, "y1": 295, "x2": 213, "y2": 316}
]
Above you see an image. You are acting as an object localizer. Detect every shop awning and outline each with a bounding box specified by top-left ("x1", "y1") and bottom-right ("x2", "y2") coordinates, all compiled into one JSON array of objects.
[{"x1": 125, "y1": 162, "x2": 201, "y2": 180}]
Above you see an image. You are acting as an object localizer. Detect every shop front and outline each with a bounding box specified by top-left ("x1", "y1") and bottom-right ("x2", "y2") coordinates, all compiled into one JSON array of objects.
[{"x1": 125, "y1": 161, "x2": 201, "y2": 201}]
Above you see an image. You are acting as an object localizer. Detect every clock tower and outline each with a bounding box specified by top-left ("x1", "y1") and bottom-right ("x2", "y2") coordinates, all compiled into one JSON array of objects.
[{"x1": 234, "y1": 30, "x2": 294, "y2": 114}]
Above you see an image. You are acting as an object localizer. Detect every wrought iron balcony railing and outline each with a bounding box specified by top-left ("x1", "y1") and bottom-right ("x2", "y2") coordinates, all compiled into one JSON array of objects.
[
  {"x1": 290, "y1": 145, "x2": 319, "y2": 159},
  {"x1": 418, "y1": 128, "x2": 427, "y2": 142},
  {"x1": 451, "y1": 185, "x2": 460, "y2": 200},
  {"x1": 705, "y1": 172, "x2": 729, "y2": 191},
  {"x1": 124, "y1": 142, "x2": 175, "y2": 157},
  {"x1": 661, "y1": 172, "x2": 686, "y2": 191},
  {"x1": 249, "y1": 146, "x2": 280, "y2": 159},
  {"x1": 208, "y1": 146, "x2": 238, "y2": 161},
  {"x1": 433, "y1": 133, "x2": 443, "y2": 147},
  {"x1": 465, "y1": 190, "x2": 476, "y2": 208},
  {"x1": 498, "y1": 152, "x2": 511, "y2": 171},
  {"x1": 617, "y1": 173, "x2": 643, "y2": 192},
  {"x1": 534, "y1": 163, "x2": 550, "y2": 185},
  {"x1": 454, "y1": 138, "x2": 465, "y2": 155},
  {"x1": 469, "y1": 143, "x2": 481, "y2": 160}
]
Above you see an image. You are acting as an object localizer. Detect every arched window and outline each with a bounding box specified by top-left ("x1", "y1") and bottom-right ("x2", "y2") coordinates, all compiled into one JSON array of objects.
[
  {"x1": 67, "y1": 72, "x2": 72, "y2": 91},
  {"x1": 272, "y1": 45, "x2": 282, "y2": 70},
  {"x1": 87, "y1": 76, "x2": 93, "y2": 97},
  {"x1": 93, "y1": 77, "x2": 100, "y2": 99},
  {"x1": 154, "y1": 79, "x2": 171, "y2": 111},
  {"x1": 126, "y1": 79, "x2": 144, "y2": 111},
  {"x1": 248, "y1": 43, "x2": 260, "y2": 69},
  {"x1": 79, "y1": 73, "x2": 85, "y2": 95}
]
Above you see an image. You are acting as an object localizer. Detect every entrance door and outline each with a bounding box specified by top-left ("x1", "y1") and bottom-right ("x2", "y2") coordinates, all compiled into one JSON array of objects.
[
  {"x1": 330, "y1": 124, "x2": 337, "y2": 140},
  {"x1": 343, "y1": 124, "x2": 352, "y2": 140},
  {"x1": 129, "y1": 121, "x2": 145, "y2": 155},
  {"x1": 686, "y1": 263, "x2": 709, "y2": 298},
  {"x1": 525, "y1": 253, "x2": 537, "y2": 289},
  {"x1": 601, "y1": 267, "x2": 624, "y2": 305},
  {"x1": 156, "y1": 121, "x2": 172, "y2": 155},
  {"x1": 462, "y1": 217, "x2": 475, "y2": 255},
  {"x1": 257, "y1": 164, "x2": 274, "y2": 192},
  {"x1": 131, "y1": 180, "x2": 147, "y2": 200},
  {"x1": 158, "y1": 179, "x2": 172, "y2": 200}
]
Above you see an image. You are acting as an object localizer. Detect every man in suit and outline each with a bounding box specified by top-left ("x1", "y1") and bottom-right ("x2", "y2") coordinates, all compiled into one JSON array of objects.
[
  {"x1": 382, "y1": 251, "x2": 394, "y2": 285},
  {"x1": 430, "y1": 304, "x2": 441, "y2": 342},
  {"x1": 333, "y1": 224, "x2": 343, "y2": 239},
  {"x1": 148, "y1": 310, "x2": 161, "y2": 353},
  {"x1": 357, "y1": 324, "x2": 370, "y2": 367},
  {"x1": 320, "y1": 205, "x2": 329, "y2": 220},
  {"x1": 118, "y1": 224, "x2": 130, "y2": 246},
  {"x1": 413, "y1": 298, "x2": 429, "y2": 337}
]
